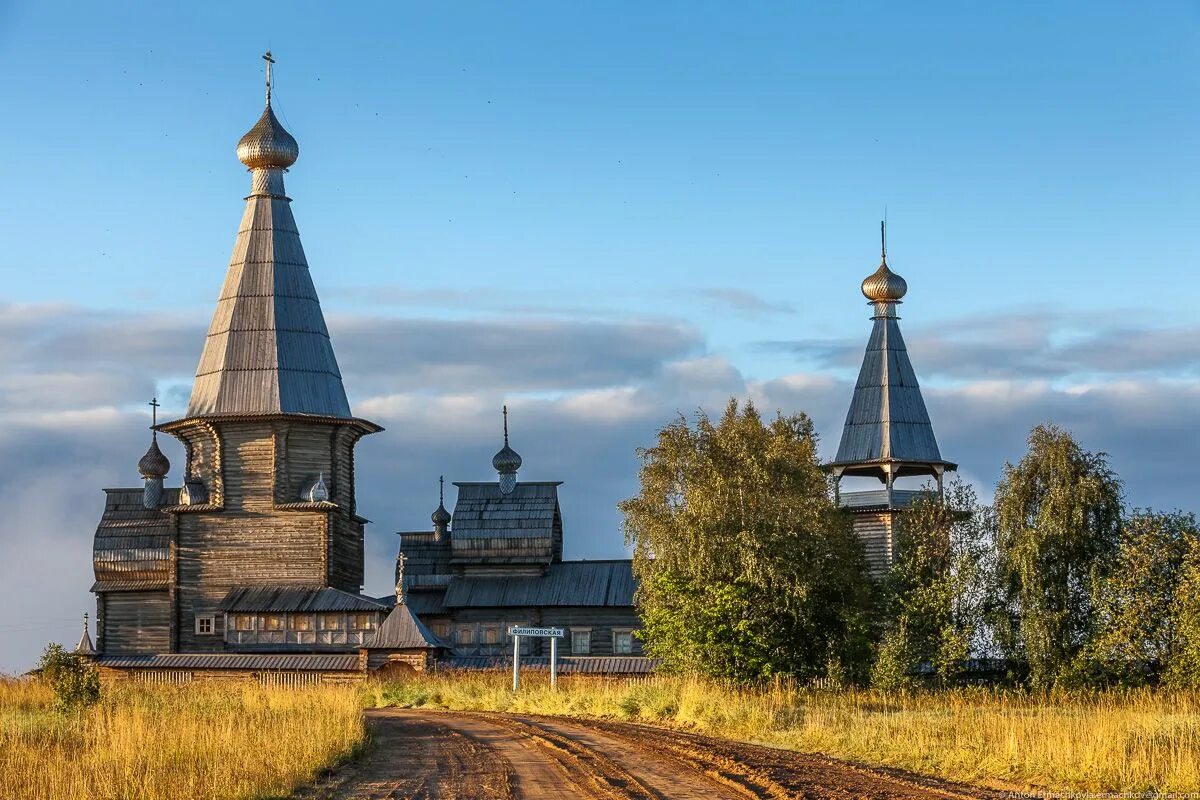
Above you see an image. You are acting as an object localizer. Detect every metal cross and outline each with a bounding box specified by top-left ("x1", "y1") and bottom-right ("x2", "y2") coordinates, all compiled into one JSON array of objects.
[
  {"x1": 148, "y1": 397, "x2": 160, "y2": 428},
  {"x1": 439, "y1": 475, "x2": 445, "y2": 504},
  {"x1": 880, "y1": 220, "x2": 887, "y2": 264},
  {"x1": 502, "y1": 404, "x2": 509, "y2": 446},
  {"x1": 263, "y1": 50, "x2": 274, "y2": 104}
]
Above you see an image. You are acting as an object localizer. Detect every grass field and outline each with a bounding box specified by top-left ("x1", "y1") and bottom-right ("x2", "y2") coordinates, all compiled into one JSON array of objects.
[
  {"x1": 6, "y1": 671, "x2": 1200, "y2": 796},
  {"x1": 367, "y1": 672, "x2": 1200, "y2": 793},
  {"x1": 0, "y1": 678, "x2": 364, "y2": 800}
]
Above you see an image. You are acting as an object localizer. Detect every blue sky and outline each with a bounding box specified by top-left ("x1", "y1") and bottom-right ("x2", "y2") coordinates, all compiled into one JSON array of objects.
[{"x1": 0, "y1": 2, "x2": 1198, "y2": 672}]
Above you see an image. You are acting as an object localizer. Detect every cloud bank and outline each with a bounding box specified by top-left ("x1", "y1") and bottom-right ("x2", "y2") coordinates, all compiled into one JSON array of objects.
[{"x1": 1, "y1": 301, "x2": 1196, "y2": 673}]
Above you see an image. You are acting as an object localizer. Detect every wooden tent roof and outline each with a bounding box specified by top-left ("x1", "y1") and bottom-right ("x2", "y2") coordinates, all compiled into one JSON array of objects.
[
  {"x1": 830, "y1": 311, "x2": 956, "y2": 480},
  {"x1": 364, "y1": 602, "x2": 443, "y2": 650},
  {"x1": 186, "y1": 122, "x2": 351, "y2": 418}
]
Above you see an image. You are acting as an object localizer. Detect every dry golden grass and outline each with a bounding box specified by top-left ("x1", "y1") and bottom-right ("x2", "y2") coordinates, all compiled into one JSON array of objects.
[
  {"x1": 0, "y1": 677, "x2": 364, "y2": 800},
  {"x1": 367, "y1": 672, "x2": 1200, "y2": 792}
]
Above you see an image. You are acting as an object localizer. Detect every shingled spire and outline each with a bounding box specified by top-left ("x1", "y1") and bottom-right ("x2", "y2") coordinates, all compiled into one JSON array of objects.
[
  {"x1": 829, "y1": 225, "x2": 956, "y2": 574},
  {"x1": 187, "y1": 52, "x2": 351, "y2": 418}
]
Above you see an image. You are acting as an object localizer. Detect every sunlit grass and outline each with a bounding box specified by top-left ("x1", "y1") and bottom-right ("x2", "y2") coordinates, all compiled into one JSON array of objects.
[
  {"x1": 0, "y1": 677, "x2": 365, "y2": 800},
  {"x1": 366, "y1": 672, "x2": 1200, "y2": 792}
]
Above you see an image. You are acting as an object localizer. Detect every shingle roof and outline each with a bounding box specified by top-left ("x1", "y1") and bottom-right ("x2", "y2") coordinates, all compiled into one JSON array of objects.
[
  {"x1": 186, "y1": 157, "x2": 352, "y2": 418},
  {"x1": 831, "y1": 314, "x2": 956, "y2": 478},
  {"x1": 364, "y1": 602, "x2": 443, "y2": 650},
  {"x1": 442, "y1": 560, "x2": 636, "y2": 608},
  {"x1": 95, "y1": 653, "x2": 360, "y2": 671},
  {"x1": 447, "y1": 656, "x2": 658, "y2": 674},
  {"x1": 450, "y1": 481, "x2": 562, "y2": 540},
  {"x1": 217, "y1": 586, "x2": 388, "y2": 613},
  {"x1": 93, "y1": 488, "x2": 177, "y2": 588}
]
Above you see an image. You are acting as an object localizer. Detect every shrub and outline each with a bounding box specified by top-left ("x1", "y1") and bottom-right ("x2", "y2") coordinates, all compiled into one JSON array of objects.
[{"x1": 35, "y1": 644, "x2": 100, "y2": 710}]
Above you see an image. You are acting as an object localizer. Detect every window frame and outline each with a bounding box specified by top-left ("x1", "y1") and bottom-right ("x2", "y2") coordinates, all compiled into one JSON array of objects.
[
  {"x1": 195, "y1": 614, "x2": 215, "y2": 635},
  {"x1": 612, "y1": 628, "x2": 634, "y2": 655},
  {"x1": 570, "y1": 627, "x2": 592, "y2": 655}
]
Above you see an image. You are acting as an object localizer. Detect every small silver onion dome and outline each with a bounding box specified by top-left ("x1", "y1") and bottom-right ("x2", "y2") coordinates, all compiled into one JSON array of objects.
[
  {"x1": 237, "y1": 104, "x2": 299, "y2": 169},
  {"x1": 432, "y1": 502, "x2": 452, "y2": 527},
  {"x1": 492, "y1": 443, "x2": 522, "y2": 474},
  {"x1": 861, "y1": 262, "x2": 907, "y2": 303},
  {"x1": 137, "y1": 436, "x2": 170, "y2": 479}
]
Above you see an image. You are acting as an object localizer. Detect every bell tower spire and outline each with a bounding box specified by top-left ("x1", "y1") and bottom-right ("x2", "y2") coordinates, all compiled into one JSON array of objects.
[{"x1": 827, "y1": 224, "x2": 956, "y2": 574}]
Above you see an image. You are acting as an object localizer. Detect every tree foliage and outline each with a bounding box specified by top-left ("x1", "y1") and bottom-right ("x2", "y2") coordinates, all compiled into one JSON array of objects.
[
  {"x1": 872, "y1": 479, "x2": 993, "y2": 689},
  {"x1": 993, "y1": 424, "x2": 1123, "y2": 688},
  {"x1": 1079, "y1": 510, "x2": 1200, "y2": 685},
  {"x1": 36, "y1": 643, "x2": 100, "y2": 710},
  {"x1": 620, "y1": 399, "x2": 872, "y2": 683}
]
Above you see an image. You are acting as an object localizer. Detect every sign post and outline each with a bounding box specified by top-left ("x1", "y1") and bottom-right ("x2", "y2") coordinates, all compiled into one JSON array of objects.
[{"x1": 508, "y1": 626, "x2": 564, "y2": 692}]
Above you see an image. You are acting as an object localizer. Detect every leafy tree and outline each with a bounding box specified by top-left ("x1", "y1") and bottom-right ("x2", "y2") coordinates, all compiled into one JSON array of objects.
[
  {"x1": 36, "y1": 643, "x2": 100, "y2": 710},
  {"x1": 872, "y1": 480, "x2": 993, "y2": 689},
  {"x1": 1166, "y1": 535, "x2": 1200, "y2": 688},
  {"x1": 620, "y1": 399, "x2": 873, "y2": 683},
  {"x1": 993, "y1": 424, "x2": 1122, "y2": 688},
  {"x1": 1081, "y1": 510, "x2": 1200, "y2": 686}
]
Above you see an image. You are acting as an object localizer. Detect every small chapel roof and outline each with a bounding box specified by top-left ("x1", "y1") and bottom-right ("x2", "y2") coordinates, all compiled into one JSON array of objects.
[{"x1": 364, "y1": 602, "x2": 443, "y2": 650}]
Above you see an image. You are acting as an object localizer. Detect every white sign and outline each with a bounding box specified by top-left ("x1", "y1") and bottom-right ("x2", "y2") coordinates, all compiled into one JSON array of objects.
[{"x1": 509, "y1": 626, "x2": 564, "y2": 638}]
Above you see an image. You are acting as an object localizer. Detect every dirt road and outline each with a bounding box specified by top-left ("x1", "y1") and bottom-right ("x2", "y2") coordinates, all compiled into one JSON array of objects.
[{"x1": 297, "y1": 709, "x2": 1001, "y2": 800}]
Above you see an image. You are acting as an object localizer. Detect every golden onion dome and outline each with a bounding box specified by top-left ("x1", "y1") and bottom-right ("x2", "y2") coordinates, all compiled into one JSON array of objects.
[
  {"x1": 861, "y1": 261, "x2": 907, "y2": 303},
  {"x1": 237, "y1": 103, "x2": 299, "y2": 169}
]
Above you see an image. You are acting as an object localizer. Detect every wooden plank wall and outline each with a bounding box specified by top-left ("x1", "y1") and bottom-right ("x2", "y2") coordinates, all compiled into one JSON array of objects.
[
  {"x1": 100, "y1": 591, "x2": 171, "y2": 655},
  {"x1": 446, "y1": 606, "x2": 643, "y2": 658},
  {"x1": 851, "y1": 511, "x2": 895, "y2": 577}
]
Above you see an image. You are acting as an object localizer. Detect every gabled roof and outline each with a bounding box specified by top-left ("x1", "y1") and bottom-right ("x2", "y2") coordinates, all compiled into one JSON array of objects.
[
  {"x1": 442, "y1": 560, "x2": 636, "y2": 608},
  {"x1": 186, "y1": 143, "x2": 351, "y2": 418},
  {"x1": 450, "y1": 481, "x2": 562, "y2": 540},
  {"x1": 365, "y1": 602, "x2": 443, "y2": 650},
  {"x1": 217, "y1": 585, "x2": 387, "y2": 613},
  {"x1": 831, "y1": 314, "x2": 955, "y2": 479}
]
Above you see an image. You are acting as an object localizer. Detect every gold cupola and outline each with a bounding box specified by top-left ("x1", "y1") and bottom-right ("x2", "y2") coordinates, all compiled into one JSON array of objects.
[
  {"x1": 235, "y1": 51, "x2": 299, "y2": 170},
  {"x1": 861, "y1": 221, "x2": 907, "y2": 305}
]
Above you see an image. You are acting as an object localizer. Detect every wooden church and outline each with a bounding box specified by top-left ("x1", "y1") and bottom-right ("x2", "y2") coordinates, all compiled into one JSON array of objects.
[
  {"x1": 81, "y1": 57, "x2": 952, "y2": 682},
  {"x1": 84, "y1": 55, "x2": 649, "y2": 683},
  {"x1": 86, "y1": 54, "x2": 442, "y2": 683}
]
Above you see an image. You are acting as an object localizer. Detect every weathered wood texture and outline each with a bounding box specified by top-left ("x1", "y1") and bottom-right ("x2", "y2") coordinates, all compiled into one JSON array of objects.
[
  {"x1": 100, "y1": 591, "x2": 170, "y2": 654},
  {"x1": 174, "y1": 419, "x2": 366, "y2": 652},
  {"x1": 851, "y1": 511, "x2": 895, "y2": 576}
]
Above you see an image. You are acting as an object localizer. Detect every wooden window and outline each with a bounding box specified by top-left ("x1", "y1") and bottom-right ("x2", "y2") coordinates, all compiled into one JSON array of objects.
[
  {"x1": 263, "y1": 614, "x2": 285, "y2": 631},
  {"x1": 350, "y1": 613, "x2": 375, "y2": 631},
  {"x1": 613, "y1": 629, "x2": 634, "y2": 655},
  {"x1": 571, "y1": 628, "x2": 591, "y2": 655},
  {"x1": 233, "y1": 614, "x2": 256, "y2": 632},
  {"x1": 482, "y1": 626, "x2": 500, "y2": 645},
  {"x1": 431, "y1": 621, "x2": 450, "y2": 639},
  {"x1": 458, "y1": 626, "x2": 475, "y2": 645},
  {"x1": 194, "y1": 614, "x2": 215, "y2": 635},
  {"x1": 320, "y1": 614, "x2": 343, "y2": 631},
  {"x1": 290, "y1": 614, "x2": 314, "y2": 632}
]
